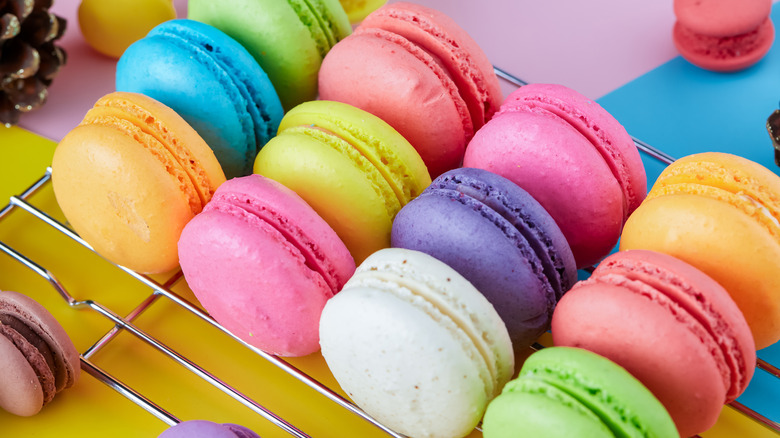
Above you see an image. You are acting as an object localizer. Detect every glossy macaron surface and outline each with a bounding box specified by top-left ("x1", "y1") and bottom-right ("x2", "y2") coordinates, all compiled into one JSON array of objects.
[
  {"x1": 552, "y1": 250, "x2": 756, "y2": 437},
  {"x1": 157, "y1": 420, "x2": 261, "y2": 438},
  {"x1": 52, "y1": 92, "x2": 226, "y2": 274},
  {"x1": 620, "y1": 152, "x2": 780, "y2": 349},
  {"x1": 392, "y1": 167, "x2": 576, "y2": 351},
  {"x1": 178, "y1": 174, "x2": 355, "y2": 357},
  {"x1": 319, "y1": 248, "x2": 514, "y2": 438},
  {"x1": 254, "y1": 100, "x2": 430, "y2": 264}
]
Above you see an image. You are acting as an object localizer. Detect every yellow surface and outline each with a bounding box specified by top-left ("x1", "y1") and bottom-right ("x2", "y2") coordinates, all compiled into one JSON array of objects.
[{"x1": 0, "y1": 125, "x2": 776, "y2": 437}]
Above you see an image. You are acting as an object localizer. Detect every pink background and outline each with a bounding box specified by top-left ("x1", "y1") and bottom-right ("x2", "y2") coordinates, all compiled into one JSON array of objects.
[{"x1": 19, "y1": 0, "x2": 779, "y2": 140}]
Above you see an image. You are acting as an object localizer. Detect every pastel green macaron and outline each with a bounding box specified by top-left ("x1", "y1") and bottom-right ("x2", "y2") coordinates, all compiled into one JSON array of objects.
[
  {"x1": 189, "y1": 0, "x2": 351, "y2": 110},
  {"x1": 254, "y1": 100, "x2": 431, "y2": 264},
  {"x1": 482, "y1": 346, "x2": 677, "y2": 438}
]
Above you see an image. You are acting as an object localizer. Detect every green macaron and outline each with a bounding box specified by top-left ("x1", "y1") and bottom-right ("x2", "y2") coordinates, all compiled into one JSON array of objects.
[
  {"x1": 189, "y1": 0, "x2": 352, "y2": 111},
  {"x1": 482, "y1": 346, "x2": 677, "y2": 438}
]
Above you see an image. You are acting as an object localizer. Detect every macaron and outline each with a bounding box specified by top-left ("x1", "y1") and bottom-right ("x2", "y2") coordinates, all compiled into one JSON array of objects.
[
  {"x1": 52, "y1": 91, "x2": 226, "y2": 274},
  {"x1": 188, "y1": 0, "x2": 351, "y2": 110},
  {"x1": 253, "y1": 100, "x2": 431, "y2": 264},
  {"x1": 158, "y1": 420, "x2": 260, "y2": 438},
  {"x1": 464, "y1": 83, "x2": 647, "y2": 269},
  {"x1": 78, "y1": 0, "x2": 177, "y2": 58},
  {"x1": 319, "y1": 248, "x2": 514, "y2": 438},
  {"x1": 0, "y1": 291, "x2": 80, "y2": 417},
  {"x1": 338, "y1": 0, "x2": 387, "y2": 23},
  {"x1": 116, "y1": 19, "x2": 284, "y2": 179},
  {"x1": 391, "y1": 167, "x2": 577, "y2": 351},
  {"x1": 620, "y1": 152, "x2": 780, "y2": 350},
  {"x1": 673, "y1": 0, "x2": 775, "y2": 72},
  {"x1": 178, "y1": 174, "x2": 355, "y2": 357},
  {"x1": 552, "y1": 250, "x2": 756, "y2": 437},
  {"x1": 318, "y1": 2, "x2": 503, "y2": 177},
  {"x1": 482, "y1": 346, "x2": 677, "y2": 438}
]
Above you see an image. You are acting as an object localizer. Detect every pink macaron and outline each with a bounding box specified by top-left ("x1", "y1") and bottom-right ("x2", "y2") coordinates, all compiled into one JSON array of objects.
[
  {"x1": 673, "y1": 0, "x2": 775, "y2": 72},
  {"x1": 464, "y1": 83, "x2": 647, "y2": 268},
  {"x1": 551, "y1": 249, "x2": 756, "y2": 437},
  {"x1": 318, "y1": 2, "x2": 503, "y2": 178},
  {"x1": 177, "y1": 174, "x2": 355, "y2": 357}
]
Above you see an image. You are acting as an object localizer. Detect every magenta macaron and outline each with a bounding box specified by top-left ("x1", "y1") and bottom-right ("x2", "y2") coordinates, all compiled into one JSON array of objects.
[
  {"x1": 177, "y1": 174, "x2": 355, "y2": 357},
  {"x1": 464, "y1": 83, "x2": 647, "y2": 269}
]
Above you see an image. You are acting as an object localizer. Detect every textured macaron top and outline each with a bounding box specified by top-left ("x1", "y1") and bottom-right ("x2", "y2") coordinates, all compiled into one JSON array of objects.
[
  {"x1": 359, "y1": 2, "x2": 503, "y2": 132},
  {"x1": 578, "y1": 250, "x2": 756, "y2": 402},
  {"x1": 148, "y1": 19, "x2": 282, "y2": 161},
  {"x1": 499, "y1": 83, "x2": 646, "y2": 220},
  {"x1": 426, "y1": 168, "x2": 577, "y2": 301},
  {"x1": 674, "y1": 0, "x2": 772, "y2": 36},
  {"x1": 344, "y1": 248, "x2": 515, "y2": 400},
  {"x1": 80, "y1": 92, "x2": 223, "y2": 214},
  {"x1": 203, "y1": 175, "x2": 355, "y2": 296},
  {"x1": 500, "y1": 347, "x2": 677, "y2": 437},
  {"x1": 0, "y1": 291, "x2": 80, "y2": 413},
  {"x1": 278, "y1": 100, "x2": 431, "y2": 213},
  {"x1": 648, "y1": 152, "x2": 780, "y2": 243}
]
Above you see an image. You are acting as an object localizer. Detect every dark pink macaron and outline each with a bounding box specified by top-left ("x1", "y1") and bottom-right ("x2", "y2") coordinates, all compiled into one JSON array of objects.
[{"x1": 673, "y1": 0, "x2": 775, "y2": 72}]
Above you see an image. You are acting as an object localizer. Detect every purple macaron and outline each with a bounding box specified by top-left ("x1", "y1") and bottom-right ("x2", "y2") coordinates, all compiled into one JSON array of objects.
[
  {"x1": 158, "y1": 420, "x2": 261, "y2": 438},
  {"x1": 391, "y1": 167, "x2": 577, "y2": 351}
]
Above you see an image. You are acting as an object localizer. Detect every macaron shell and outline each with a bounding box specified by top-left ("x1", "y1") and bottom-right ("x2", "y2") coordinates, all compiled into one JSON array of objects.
[
  {"x1": 516, "y1": 347, "x2": 678, "y2": 437},
  {"x1": 179, "y1": 208, "x2": 332, "y2": 356},
  {"x1": 188, "y1": 0, "x2": 351, "y2": 110},
  {"x1": 620, "y1": 194, "x2": 780, "y2": 349},
  {"x1": 674, "y1": 0, "x2": 772, "y2": 36},
  {"x1": 53, "y1": 124, "x2": 198, "y2": 274},
  {"x1": 464, "y1": 110, "x2": 624, "y2": 268},
  {"x1": 361, "y1": 2, "x2": 503, "y2": 129},
  {"x1": 339, "y1": 0, "x2": 387, "y2": 23},
  {"x1": 158, "y1": 420, "x2": 259, "y2": 437},
  {"x1": 673, "y1": 18, "x2": 775, "y2": 72},
  {"x1": 0, "y1": 291, "x2": 80, "y2": 393},
  {"x1": 319, "y1": 29, "x2": 471, "y2": 177},
  {"x1": 0, "y1": 334, "x2": 45, "y2": 416},
  {"x1": 552, "y1": 282, "x2": 728, "y2": 437},
  {"x1": 482, "y1": 382, "x2": 613, "y2": 438}
]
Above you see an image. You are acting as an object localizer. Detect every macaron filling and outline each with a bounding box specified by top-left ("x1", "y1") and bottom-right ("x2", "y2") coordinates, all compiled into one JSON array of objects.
[
  {"x1": 430, "y1": 171, "x2": 576, "y2": 297},
  {"x1": 349, "y1": 270, "x2": 499, "y2": 398},
  {"x1": 592, "y1": 257, "x2": 749, "y2": 401},
  {"x1": 205, "y1": 192, "x2": 341, "y2": 296},
  {"x1": 82, "y1": 96, "x2": 217, "y2": 213},
  {"x1": 0, "y1": 322, "x2": 57, "y2": 404},
  {"x1": 499, "y1": 96, "x2": 634, "y2": 220}
]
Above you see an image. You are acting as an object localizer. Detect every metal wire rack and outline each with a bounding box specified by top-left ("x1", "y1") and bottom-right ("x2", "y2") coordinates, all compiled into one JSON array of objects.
[{"x1": 1, "y1": 69, "x2": 779, "y2": 438}]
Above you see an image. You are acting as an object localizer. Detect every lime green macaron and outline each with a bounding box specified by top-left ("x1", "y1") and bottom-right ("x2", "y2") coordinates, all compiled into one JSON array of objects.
[
  {"x1": 482, "y1": 347, "x2": 677, "y2": 438},
  {"x1": 254, "y1": 100, "x2": 431, "y2": 264},
  {"x1": 189, "y1": 0, "x2": 351, "y2": 110}
]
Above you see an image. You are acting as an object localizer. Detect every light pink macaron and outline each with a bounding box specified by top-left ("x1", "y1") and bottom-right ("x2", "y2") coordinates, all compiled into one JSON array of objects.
[
  {"x1": 464, "y1": 83, "x2": 646, "y2": 268},
  {"x1": 178, "y1": 174, "x2": 355, "y2": 357},
  {"x1": 552, "y1": 249, "x2": 756, "y2": 437}
]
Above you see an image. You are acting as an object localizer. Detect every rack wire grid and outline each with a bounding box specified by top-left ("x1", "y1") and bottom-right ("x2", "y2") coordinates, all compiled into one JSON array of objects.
[{"x1": 1, "y1": 69, "x2": 779, "y2": 438}]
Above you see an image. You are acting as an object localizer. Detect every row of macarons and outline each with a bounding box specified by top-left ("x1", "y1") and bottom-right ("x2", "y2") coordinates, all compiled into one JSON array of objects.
[{"x1": 41, "y1": 2, "x2": 780, "y2": 438}]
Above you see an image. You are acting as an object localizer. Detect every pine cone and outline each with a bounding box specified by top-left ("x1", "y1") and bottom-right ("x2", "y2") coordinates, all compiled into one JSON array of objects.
[{"x1": 0, "y1": 0, "x2": 66, "y2": 127}]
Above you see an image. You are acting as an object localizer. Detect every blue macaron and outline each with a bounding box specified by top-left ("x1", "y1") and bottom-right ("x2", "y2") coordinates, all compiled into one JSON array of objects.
[
  {"x1": 116, "y1": 19, "x2": 284, "y2": 178},
  {"x1": 391, "y1": 167, "x2": 577, "y2": 351}
]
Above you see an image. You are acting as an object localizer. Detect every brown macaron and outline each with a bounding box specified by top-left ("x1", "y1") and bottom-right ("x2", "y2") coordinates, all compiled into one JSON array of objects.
[{"x1": 0, "y1": 291, "x2": 80, "y2": 416}]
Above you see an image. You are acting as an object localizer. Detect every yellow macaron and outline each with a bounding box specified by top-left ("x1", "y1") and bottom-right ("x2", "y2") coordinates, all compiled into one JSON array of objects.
[{"x1": 52, "y1": 92, "x2": 226, "y2": 274}]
